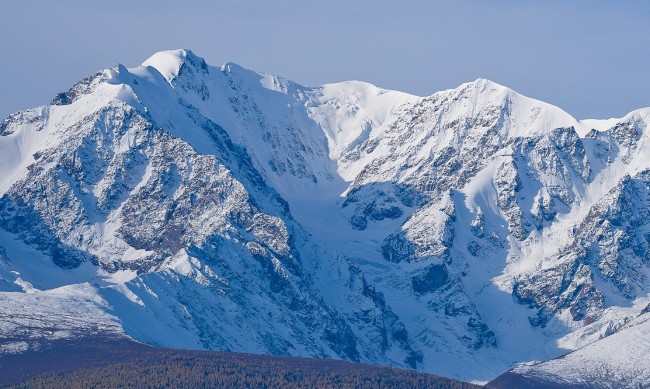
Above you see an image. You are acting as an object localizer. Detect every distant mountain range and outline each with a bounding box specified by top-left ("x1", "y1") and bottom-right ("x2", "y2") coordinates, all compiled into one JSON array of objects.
[{"x1": 1, "y1": 49, "x2": 648, "y2": 387}]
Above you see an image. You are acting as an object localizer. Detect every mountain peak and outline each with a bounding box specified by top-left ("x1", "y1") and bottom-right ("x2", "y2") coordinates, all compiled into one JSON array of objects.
[
  {"x1": 141, "y1": 49, "x2": 207, "y2": 83},
  {"x1": 220, "y1": 61, "x2": 247, "y2": 74},
  {"x1": 432, "y1": 76, "x2": 585, "y2": 138},
  {"x1": 454, "y1": 77, "x2": 513, "y2": 98},
  {"x1": 469, "y1": 77, "x2": 506, "y2": 89}
]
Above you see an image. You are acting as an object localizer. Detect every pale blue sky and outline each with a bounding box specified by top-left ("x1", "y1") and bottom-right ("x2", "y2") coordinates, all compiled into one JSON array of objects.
[{"x1": 1, "y1": 0, "x2": 648, "y2": 120}]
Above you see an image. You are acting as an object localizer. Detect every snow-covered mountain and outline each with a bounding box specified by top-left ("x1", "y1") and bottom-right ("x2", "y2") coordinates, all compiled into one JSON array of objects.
[{"x1": 1, "y1": 49, "x2": 649, "y2": 384}]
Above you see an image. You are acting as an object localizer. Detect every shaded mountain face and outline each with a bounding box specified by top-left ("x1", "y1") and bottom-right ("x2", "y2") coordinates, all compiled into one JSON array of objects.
[{"x1": 1, "y1": 48, "x2": 649, "y2": 383}]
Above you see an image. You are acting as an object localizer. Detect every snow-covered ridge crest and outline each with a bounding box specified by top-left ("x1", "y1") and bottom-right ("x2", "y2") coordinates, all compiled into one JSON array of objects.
[
  {"x1": 133, "y1": 49, "x2": 629, "y2": 172},
  {"x1": 140, "y1": 48, "x2": 206, "y2": 84},
  {"x1": 2, "y1": 48, "x2": 650, "y2": 385},
  {"x1": 435, "y1": 77, "x2": 585, "y2": 137}
]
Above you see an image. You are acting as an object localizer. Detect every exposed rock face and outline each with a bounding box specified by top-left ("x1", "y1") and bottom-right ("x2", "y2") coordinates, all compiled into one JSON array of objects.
[{"x1": 1, "y1": 48, "x2": 649, "y2": 384}]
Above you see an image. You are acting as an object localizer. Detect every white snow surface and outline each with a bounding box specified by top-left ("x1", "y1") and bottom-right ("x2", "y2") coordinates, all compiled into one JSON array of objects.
[
  {"x1": 1, "y1": 48, "x2": 649, "y2": 385},
  {"x1": 512, "y1": 313, "x2": 650, "y2": 388}
]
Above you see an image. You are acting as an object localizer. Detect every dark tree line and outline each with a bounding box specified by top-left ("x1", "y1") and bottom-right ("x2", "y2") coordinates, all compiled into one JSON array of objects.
[
  {"x1": 5, "y1": 344, "x2": 480, "y2": 389},
  {"x1": 1, "y1": 337, "x2": 481, "y2": 389}
]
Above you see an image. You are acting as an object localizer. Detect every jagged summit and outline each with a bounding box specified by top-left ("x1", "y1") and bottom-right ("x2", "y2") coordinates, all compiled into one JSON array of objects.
[
  {"x1": 2, "y1": 49, "x2": 650, "y2": 386},
  {"x1": 140, "y1": 48, "x2": 190, "y2": 81},
  {"x1": 140, "y1": 48, "x2": 208, "y2": 82},
  {"x1": 133, "y1": 49, "x2": 633, "y2": 141},
  {"x1": 457, "y1": 77, "x2": 509, "y2": 91},
  {"x1": 450, "y1": 77, "x2": 523, "y2": 104},
  {"x1": 434, "y1": 77, "x2": 584, "y2": 137}
]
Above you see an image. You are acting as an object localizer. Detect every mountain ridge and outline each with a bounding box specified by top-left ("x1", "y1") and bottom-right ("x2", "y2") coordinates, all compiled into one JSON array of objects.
[{"x1": 1, "y1": 48, "x2": 649, "y2": 385}]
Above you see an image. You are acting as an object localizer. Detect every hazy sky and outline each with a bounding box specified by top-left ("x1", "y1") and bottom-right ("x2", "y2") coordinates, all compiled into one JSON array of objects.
[{"x1": 1, "y1": 1, "x2": 648, "y2": 120}]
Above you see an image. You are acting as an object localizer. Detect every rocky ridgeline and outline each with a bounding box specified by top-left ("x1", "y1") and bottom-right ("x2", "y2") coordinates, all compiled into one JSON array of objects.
[{"x1": 0, "y1": 49, "x2": 649, "y2": 383}]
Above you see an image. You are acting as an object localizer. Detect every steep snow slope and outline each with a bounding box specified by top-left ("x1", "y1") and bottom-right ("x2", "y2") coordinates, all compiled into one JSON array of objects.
[
  {"x1": 493, "y1": 312, "x2": 650, "y2": 388},
  {"x1": 1, "y1": 49, "x2": 649, "y2": 384}
]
